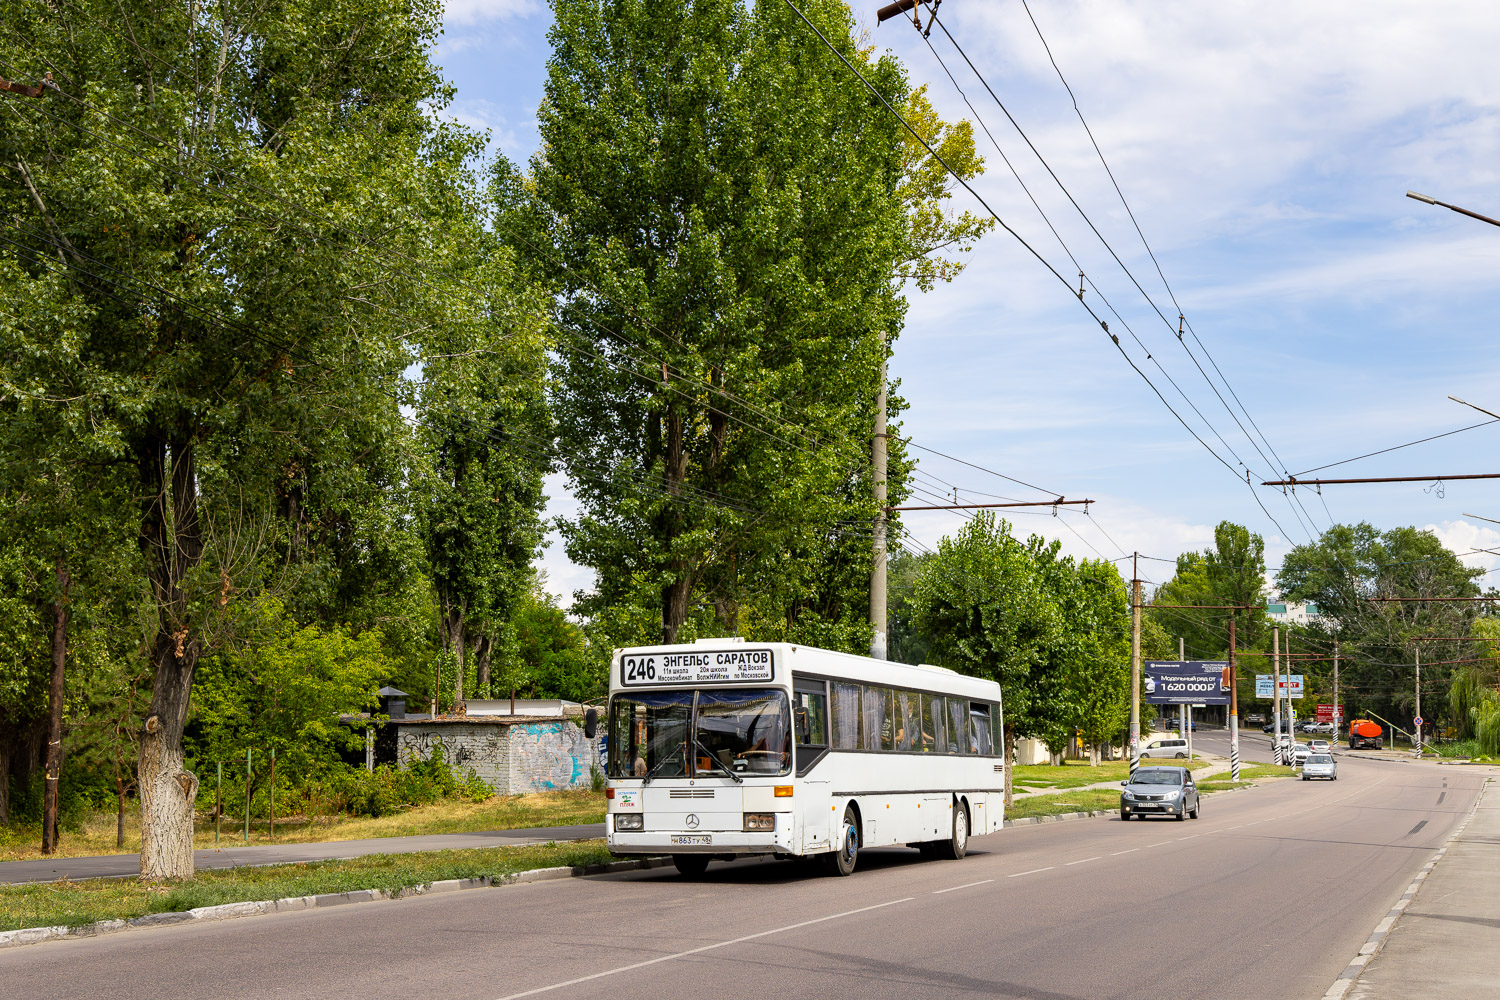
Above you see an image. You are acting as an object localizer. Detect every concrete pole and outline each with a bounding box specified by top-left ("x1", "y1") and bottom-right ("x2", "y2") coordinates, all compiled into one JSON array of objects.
[
  {"x1": 870, "y1": 354, "x2": 887, "y2": 661},
  {"x1": 1130, "y1": 553, "x2": 1141, "y2": 779},
  {"x1": 1415, "y1": 647, "x2": 1422, "y2": 754},
  {"x1": 1273, "y1": 626, "x2": 1282, "y2": 764},
  {"x1": 1333, "y1": 638, "x2": 1341, "y2": 748},
  {"x1": 1229, "y1": 613, "x2": 1240, "y2": 781},
  {"x1": 1180, "y1": 636, "x2": 1192, "y2": 760}
]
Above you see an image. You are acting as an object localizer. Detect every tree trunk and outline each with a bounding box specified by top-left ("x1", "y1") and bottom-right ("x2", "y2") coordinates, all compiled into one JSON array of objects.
[
  {"x1": 450, "y1": 608, "x2": 466, "y2": 716},
  {"x1": 659, "y1": 406, "x2": 695, "y2": 643},
  {"x1": 136, "y1": 432, "x2": 205, "y2": 880},
  {"x1": 138, "y1": 719, "x2": 198, "y2": 880},
  {"x1": 42, "y1": 564, "x2": 69, "y2": 855},
  {"x1": 0, "y1": 737, "x2": 10, "y2": 827},
  {"x1": 474, "y1": 633, "x2": 493, "y2": 698},
  {"x1": 1003, "y1": 724, "x2": 1015, "y2": 809}
]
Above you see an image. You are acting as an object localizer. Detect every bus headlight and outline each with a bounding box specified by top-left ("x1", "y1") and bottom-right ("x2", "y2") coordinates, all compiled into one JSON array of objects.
[
  {"x1": 743, "y1": 813, "x2": 776, "y2": 832},
  {"x1": 614, "y1": 813, "x2": 644, "y2": 831}
]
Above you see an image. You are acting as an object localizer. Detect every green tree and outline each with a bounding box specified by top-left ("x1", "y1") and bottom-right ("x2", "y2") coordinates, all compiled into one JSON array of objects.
[
  {"x1": 0, "y1": 0, "x2": 510, "y2": 876},
  {"x1": 909, "y1": 514, "x2": 1062, "y2": 803},
  {"x1": 1153, "y1": 520, "x2": 1269, "y2": 658},
  {"x1": 192, "y1": 601, "x2": 388, "y2": 787},
  {"x1": 1278, "y1": 523, "x2": 1484, "y2": 727},
  {"x1": 533, "y1": 0, "x2": 984, "y2": 645}
]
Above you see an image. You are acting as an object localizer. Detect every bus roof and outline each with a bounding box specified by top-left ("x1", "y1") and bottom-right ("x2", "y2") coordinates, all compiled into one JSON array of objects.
[{"x1": 612, "y1": 641, "x2": 1002, "y2": 701}]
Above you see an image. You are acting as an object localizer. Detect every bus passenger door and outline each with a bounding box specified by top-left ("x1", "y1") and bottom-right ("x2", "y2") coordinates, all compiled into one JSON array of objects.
[{"x1": 799, "y1": 781, "x2": 831, "y2": 853}]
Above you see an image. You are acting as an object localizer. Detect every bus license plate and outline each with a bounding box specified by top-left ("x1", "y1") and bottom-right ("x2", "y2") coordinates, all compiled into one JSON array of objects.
[{"x1": 671, "y1": 835, "x2": 712, "y2": 846}]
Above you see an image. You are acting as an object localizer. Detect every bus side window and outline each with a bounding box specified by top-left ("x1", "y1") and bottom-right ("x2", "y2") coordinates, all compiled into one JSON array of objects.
[
  {"x1": 893, "y1": 690, "x2": 919, "y2": 751},
  {"x1": 948, "y1": 698, "x2": 968, "y2": 753},
  {"x1": 970, "y1": 703, "x2": 992, "y2": 755},
  {"x1": 991, "y1": 705, "x2": 1003, "y2": 758},
  {"x1": 794, "y1": 688, "x2": 828, "y2": 746},
  {"x1": 922, "y1": 694, "x2": 946, "y2": 752},
  {"x1": 831, "y1": 682, "x2": 861, "y2": 749}
]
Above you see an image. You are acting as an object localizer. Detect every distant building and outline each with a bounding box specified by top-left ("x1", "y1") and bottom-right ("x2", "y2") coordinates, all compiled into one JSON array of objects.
[{"x1": 1266, "y1": 601, "x2": 1321, "y2": 625}]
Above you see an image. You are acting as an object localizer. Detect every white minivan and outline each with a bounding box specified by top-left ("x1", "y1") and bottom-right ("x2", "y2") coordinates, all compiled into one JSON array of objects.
[{"x1": 1139, "y1": 737, "x2": 1189, "y2": 759}]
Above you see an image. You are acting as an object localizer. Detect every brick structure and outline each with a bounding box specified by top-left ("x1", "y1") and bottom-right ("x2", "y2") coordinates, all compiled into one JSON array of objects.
[{"x1": 390, "y1": 716, "x2": 602, "y2": 796}]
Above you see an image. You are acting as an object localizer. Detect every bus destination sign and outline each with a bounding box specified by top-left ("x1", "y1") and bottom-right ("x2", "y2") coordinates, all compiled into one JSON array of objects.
[{"x1": 620, "y1": 648, "x2": 775, "y2": 686}]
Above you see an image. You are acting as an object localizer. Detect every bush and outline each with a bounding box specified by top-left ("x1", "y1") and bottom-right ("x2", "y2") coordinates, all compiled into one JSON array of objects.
[{"x1": 313, "y1": 744, "x2": 492, "y2": 818}]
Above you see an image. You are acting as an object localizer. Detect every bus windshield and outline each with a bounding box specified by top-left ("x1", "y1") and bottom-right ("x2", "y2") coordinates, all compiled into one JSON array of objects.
[
  {"x1": 609, "y1": 691, "x2": 692, "y2": 779},
  {"x1": 608, "y1": 688, "x2": 791, "y2": 779},
  {"x1": 696, "y1": 689, "x2": 790, "y2": 776}
]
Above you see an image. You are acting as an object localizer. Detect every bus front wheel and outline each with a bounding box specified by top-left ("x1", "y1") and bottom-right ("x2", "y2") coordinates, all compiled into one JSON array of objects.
[{"x1": 825, "y1": 806, "x2": 859, "y2": 876}]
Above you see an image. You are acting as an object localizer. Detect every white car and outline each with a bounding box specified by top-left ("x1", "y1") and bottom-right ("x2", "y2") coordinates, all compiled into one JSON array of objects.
[
  {"x1": 1289, "y1": 743, "x2": 1312, "y2": 767},
  {"x1": 1309, "y1": 739, "x2": 1331, "y2": 755},
  {"x1": 1301, "y1": 754, "x2": 1337, "y2": 780}
]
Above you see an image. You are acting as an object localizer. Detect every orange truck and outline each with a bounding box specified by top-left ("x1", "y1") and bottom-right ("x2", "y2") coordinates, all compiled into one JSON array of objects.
[{"x1": 1348, "y1": 719, "x2": 1383, "y2": 750}]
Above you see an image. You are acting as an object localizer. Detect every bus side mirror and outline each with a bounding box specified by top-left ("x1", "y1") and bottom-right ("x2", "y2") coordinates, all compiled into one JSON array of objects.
[{"x1": 584, "y1": 708, "x2": 599, "y2": 739}]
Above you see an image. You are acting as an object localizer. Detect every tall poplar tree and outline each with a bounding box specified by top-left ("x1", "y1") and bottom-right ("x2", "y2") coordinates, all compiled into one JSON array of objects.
[{"x1": 534, "y1": 0, "x2": 982, "y2": 643}]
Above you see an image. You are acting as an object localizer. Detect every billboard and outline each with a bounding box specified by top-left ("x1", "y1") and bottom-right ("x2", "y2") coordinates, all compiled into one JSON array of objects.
[
  {"x1": 1253, "y1": 674, "x2": 1304, "y2": 699},
  {"x1": 1144, "y1": 661, "x2": 1231, "y2": 705},
  {"x1": 1316, "y1": 703, "x2": 1344, "y2": 723}
]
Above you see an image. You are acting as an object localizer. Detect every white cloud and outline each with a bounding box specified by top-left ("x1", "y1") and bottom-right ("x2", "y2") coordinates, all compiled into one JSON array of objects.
[
  {"x1": 1424, "y1": 519, "x2": 1500, "y2": 578},
  {"x1": 443, "y1": 0, "x2": 542, "y2": 25}
]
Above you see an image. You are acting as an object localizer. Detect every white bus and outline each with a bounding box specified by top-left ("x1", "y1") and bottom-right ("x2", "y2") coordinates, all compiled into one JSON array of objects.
[{"x1": 605, "y1": 639, "x2": 1005, "y2": 876}]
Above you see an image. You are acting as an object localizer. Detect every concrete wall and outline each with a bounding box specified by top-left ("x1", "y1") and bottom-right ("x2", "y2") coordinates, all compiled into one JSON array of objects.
[{"x1": 395, "y1": 720, "x2": 602, "y2": 796}]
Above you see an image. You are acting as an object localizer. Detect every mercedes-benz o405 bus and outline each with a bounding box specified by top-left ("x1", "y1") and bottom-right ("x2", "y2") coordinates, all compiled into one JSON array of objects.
[{"x1": 605, "y1": 639, "x2": 1005, "y2": 876}]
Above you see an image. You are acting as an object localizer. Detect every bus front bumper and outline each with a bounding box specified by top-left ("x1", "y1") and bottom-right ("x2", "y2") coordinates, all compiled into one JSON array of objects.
[{"x1": 607, "y1": 829, "x2": 795, "y2": 854}]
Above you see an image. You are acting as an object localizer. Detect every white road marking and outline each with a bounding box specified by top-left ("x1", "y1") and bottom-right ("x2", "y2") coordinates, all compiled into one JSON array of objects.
[
  {"x1": 1148, "y1": 841, "x2": 1173, "y2": 848},
  {"x1": 933, "y1": 879, "x2": 994, "y2": 894},
  {"x1": 1109, "y1": 848, "x2": 1139, "y2": 856},
  {"x1": 1064, "y1": 856, "x2": 1102, "y2": 866},
  {"x1": 1007, "y1": 866, "x2": 1055, "y2": 877},
  {"x1": 1178, "y1": 835, "x2": 1200, "y2": 841},
  {"x1": 494, "y1": 896, "x2": 914, "y2": 999}
]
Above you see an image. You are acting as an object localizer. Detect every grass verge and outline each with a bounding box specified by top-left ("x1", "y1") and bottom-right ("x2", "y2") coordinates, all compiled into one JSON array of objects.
[
  {"x1": 1012, "y1": 758, "x2": 1213, "y2": 791},
  {"x1": 0, "y1": 789, "x2": 606, "y2": 863},
  {"x1": 1007, "y1": 789, "x2": 1120, "y2": 819},
  {"x1": 0, "y1": 839, "x2": 617, "y2": 933},
  {"x1": 1198, "y1": 763, "x2": 1293, "y2": 792}
]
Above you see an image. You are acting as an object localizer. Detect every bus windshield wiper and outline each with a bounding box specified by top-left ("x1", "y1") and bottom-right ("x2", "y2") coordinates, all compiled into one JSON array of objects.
[
  {"x1": 641, "y1": 743, "x2": 685, "y2": 785},
  {"x1": 694, "y1": 737, "x2": 743, "y2": 783}
]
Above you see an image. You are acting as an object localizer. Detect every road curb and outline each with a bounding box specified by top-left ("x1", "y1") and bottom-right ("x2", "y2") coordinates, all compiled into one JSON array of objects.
[
  {"x1": 1319, "y1": 777, "x2": 1492, "y2": 1000},
  {"x1": 0, "y1": 855, "x2": 674, "y2": 951}
]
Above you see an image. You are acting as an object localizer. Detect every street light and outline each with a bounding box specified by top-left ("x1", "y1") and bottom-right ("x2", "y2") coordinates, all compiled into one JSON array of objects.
[{"x1": 1406, "y1": 190, "x2": 1500, "y2": 229}]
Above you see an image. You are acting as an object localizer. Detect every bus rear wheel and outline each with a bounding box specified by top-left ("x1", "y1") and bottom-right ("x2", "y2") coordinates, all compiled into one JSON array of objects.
[
  {"x1": 824, "y1": 806, "x2": 859, "y2": 876},
  {"x1": 672, "y1": 854, "x2": 710, "y2": 878},
  {"x1": 936, "y1": 801, "x2": 969, "y2": 860}
]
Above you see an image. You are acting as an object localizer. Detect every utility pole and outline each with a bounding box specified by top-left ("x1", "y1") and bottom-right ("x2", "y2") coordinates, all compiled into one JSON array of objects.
[
  {"x1": 1228, "y1": 613, "x2": 1240, "y2": 781},
  {"x1": 1180, "y1": 636, "x2": 1192, "y2": 761},
  {"x1": 1272, "y1": 625, "x2": 1282, "y2": 765},
  {"x1": 1415, "y1": 647, "x2": 1422, "y2": 754},
  {"x1": 1333, "y1": 638, "x2": 1341, "y2": 748},
  {"x1": 1130, "y1": 553, "x2": 1141, "y2": 779},
  {"x1": 870, "y1": 355, "x2": 887, "y2": 661}
]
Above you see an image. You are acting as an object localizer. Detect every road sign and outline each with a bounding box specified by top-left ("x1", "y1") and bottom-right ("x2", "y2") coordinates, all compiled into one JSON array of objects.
[
  {"x1": 1144, "y1": 661, "x2": 1231, "y2": 705},
  {"x1": 1414, "y1": 716, "x2": 1423, "y2": 727}
]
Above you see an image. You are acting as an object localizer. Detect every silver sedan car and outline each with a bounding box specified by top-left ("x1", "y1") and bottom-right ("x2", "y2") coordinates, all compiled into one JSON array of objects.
[
  {"x1": 1301, "y1": 753, "x2": 1337, "y2": 780},
  {"x1": 1120, "y1": 766, "x2": 1200, "y2": 821}
]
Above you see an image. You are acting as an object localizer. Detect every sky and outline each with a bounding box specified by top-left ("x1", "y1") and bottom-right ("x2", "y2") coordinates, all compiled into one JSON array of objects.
[{"x1": 432, "y1": 0, "x2": 1500, "y2": 604}]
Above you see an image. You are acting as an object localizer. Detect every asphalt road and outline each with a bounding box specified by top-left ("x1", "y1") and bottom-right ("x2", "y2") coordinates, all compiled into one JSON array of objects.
[{"x1": 2, "y1": 754, "x2": 1478, "y2": 1000}]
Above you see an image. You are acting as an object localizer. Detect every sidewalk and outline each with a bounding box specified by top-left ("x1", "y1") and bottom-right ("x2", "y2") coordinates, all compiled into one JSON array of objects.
[
  {"x1": 0, "y1": 823, "x2": 606, "y2": 885},
  {"x1": 1345, "y1": 777, "x2": 1499, "y2": 999}
]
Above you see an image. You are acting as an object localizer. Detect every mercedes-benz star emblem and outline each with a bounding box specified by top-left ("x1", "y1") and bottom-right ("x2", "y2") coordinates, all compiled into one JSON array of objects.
[{"x1": 685, "y1": 813, "x2": 700, "y2": 829}]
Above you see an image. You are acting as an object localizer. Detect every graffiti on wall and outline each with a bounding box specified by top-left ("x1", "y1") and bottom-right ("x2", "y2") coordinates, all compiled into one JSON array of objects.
[{"x1": 514, "y1": 722, "x2": 600, "y2": 792}]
